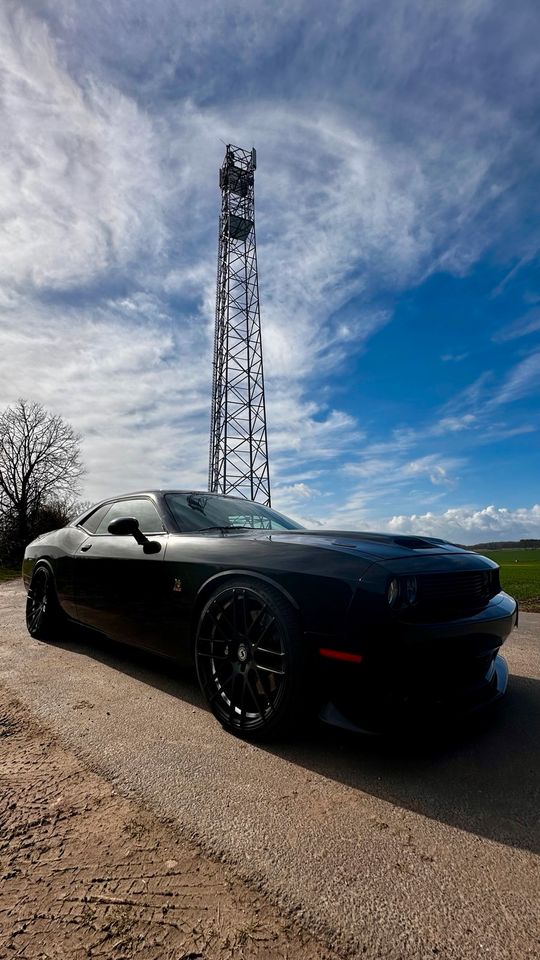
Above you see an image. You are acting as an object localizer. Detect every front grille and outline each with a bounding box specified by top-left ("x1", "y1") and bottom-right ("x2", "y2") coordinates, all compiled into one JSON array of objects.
[{"x1": 415, "y1": 569, "x2": 498, "y2": 615}]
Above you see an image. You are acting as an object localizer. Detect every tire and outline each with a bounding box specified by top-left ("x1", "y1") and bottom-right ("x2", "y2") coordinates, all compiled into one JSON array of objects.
[
  {"x1": 195, "y1": 578, "x2": 311, "y2": 740},
  {"x1": 26, "y1": 564, "x2": 65, "y2": 642}
]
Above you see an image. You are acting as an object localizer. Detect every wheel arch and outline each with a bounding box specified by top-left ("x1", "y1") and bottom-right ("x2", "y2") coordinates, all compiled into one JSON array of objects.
[
  {"x1": 190, "y1": 569, "x2": 302, "y2": 641},
  {"x1": 25, "y1": 555, "x2": 55, "y2": 588}
]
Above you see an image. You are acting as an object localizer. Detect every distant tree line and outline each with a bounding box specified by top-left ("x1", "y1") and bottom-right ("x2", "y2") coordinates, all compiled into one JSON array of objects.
[
  {"x1": 0, "y1": 399, "x2": 86, "y2": 567},
  {"x1": 471, "y1": 539, "x2": 540, "y2": 551}
]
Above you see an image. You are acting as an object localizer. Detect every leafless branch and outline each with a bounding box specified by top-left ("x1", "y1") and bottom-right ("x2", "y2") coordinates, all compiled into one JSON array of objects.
[{"x1": 0, "y1": 399, "x2": 84, "y2": 557}]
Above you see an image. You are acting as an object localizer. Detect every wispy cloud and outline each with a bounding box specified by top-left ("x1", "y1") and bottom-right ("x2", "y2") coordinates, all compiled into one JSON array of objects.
[
  {"x1": 0, "y1": 299, "x2": 211, "y2": 496},
  {"x1": 440, "y1": 372, "x2": 493, "y2": 417},
  {"x1": 492, "y1": 308, "x2": 540, "y2": 342},
  {"x1": 402, "y1": 455, "x2": 460, "y2": 486},
  {"x1": 431, "y1": 414, "x2": 477, "y2": 435},
  {"x1": 0, "y1": 0, "x2": 538, "y2": 535},
  {"x1": 337, "y1": 453, "x2": 464, "y2": 512},
  {"x1": 491, "y1": 351, "x2": 540, "y2": 406},
  {"x1": 490, "y1": 253, "x2": 538, "y2": 298},
  {"x1": 0, "y1": 6, "x2": 167, "y2": 295}
]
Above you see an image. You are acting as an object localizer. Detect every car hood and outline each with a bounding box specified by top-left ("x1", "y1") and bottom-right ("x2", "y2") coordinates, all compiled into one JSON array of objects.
[{"x1": 246, "y1": 529, "x2": 472, "y2": 563}]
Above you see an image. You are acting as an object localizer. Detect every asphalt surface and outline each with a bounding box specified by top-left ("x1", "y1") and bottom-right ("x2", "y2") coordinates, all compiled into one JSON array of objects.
[{"x1": 1, "y1": 579, "x2": 539, "y2": 959}]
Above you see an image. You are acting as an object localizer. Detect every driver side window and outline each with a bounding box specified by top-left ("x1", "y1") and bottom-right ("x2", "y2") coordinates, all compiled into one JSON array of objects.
[{"x1": 95, "y1": 499, "x2": 165, "y2": 535}]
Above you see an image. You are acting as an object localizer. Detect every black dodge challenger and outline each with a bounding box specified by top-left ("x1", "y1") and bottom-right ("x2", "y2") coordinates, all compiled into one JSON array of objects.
[{"x1": 22, "y1": 490, "x2": 517, "y2": 739}]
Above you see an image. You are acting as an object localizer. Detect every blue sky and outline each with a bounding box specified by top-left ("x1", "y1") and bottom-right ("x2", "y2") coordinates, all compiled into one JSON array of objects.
[{"x1": 0, "y1": 0, "x2": 539, "y2": 542}]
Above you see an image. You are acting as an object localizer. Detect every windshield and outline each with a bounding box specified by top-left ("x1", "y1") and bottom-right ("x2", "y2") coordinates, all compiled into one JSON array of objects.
[{"x1": 165, "y1": 493, "x2": 303, "y2": 533}]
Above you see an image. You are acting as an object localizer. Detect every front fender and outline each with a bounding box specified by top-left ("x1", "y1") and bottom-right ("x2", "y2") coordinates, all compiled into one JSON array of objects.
[
  {"x1": 22, "y1": 555, "x2": 53, "y2": 591},
  {"x1": 195, "y1": 567, "x2": 301, "y2": 611}
]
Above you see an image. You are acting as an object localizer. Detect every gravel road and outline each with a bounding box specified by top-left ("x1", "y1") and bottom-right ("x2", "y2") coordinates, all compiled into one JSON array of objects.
[{"x1": 1, "y1": 579, "x2": 539, "y2": 959}]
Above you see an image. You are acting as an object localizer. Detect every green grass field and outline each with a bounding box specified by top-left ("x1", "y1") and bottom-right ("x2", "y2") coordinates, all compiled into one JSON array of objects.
[
  {"x1": 478, "y1": 548, "x2": 540, "y2": 610},
  {"x1": 0, "y1": 567, "x2": 20, "y2": 583}
]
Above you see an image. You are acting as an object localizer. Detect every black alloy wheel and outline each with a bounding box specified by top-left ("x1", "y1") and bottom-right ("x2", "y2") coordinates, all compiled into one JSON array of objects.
[
  {"x1": 195, "y1": 578, "x2": 308, "y2": 739},
  {"x1": 26, "y1": 565, "x2": 63, "y2": 642}
]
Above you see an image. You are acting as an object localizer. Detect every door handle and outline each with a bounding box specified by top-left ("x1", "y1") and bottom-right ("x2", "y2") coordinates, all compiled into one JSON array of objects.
[{"x1": 80, "y1": 544, "x2": 92, "y2": 552}]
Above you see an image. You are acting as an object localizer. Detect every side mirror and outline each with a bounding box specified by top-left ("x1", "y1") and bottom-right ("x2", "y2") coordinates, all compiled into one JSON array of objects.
[
  {"x1": 108, "y1": 516, "x2": 161, "y2": 554},
  {"x1": 108, "y1": 516, "x2": 140, "y2": 537}
]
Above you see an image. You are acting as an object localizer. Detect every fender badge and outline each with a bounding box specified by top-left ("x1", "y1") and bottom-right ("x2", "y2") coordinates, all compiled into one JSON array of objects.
[{"x1": 173, "y1": 578, "x2": 182, "y2": 593}]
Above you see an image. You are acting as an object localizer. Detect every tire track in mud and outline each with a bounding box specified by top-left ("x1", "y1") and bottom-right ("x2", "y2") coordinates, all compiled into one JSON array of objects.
[{"x1": 0, "y1": 687, "x2": 339, "y2": 960}]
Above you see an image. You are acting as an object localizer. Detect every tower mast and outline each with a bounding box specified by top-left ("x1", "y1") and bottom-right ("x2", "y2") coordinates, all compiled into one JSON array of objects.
[{"x1": 208, "y1": 144, "x2": 271, "y2": 505}]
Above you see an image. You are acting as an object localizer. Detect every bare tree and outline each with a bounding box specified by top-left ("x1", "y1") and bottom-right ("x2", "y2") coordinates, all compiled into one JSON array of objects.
[{"x1": 0, "y1": 400, "x2": 84, "y2": 560}]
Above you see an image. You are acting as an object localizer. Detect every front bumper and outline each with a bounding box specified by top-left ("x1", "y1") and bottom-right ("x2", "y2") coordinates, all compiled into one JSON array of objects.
[
  {"x1": 317, "y1": 592, "x2": 517, "y2": 735},
  {"x1": 319, "y1": 653, "x2": 508, "y2": 734}
]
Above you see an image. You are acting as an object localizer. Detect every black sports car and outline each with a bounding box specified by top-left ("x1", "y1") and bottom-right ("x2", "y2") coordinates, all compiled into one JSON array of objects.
[{"x1": 22, "y1": 490, "x2": 517, "y2": 739}]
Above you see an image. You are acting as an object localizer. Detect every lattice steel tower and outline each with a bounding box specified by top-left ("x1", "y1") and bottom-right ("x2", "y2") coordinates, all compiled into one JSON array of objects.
[{"x1": 208, "y1": 144, "x2": 271, "y2": 505}]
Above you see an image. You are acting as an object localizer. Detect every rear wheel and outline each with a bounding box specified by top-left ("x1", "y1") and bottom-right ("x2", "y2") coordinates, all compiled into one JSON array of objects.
[
  {"x1": 26, "y1": 565, "x2": 65, "y2": 642},
  {"x1": 195, "y1": 578, "x2": 310, "y2": 740}
]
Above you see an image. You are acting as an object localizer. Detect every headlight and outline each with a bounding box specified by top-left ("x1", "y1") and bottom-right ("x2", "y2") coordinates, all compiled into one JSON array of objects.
[
  {"x1": 387, "y1": 575, "x2": 417, "y2": 608},
  {"x1": 404, "y1": 576, "x2": 417, "y2": 605},
  {"x1": 387, "y1": 578, "x2": 399, "y2": 606}
]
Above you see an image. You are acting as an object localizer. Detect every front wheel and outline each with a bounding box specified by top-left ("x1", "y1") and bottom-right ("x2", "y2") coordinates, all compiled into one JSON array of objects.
[
  {"x1": 26, "y1": 565, "x2": 65, "y2": 642},
  {"x1": 195, "y1": 578, "x2": 310, "y2": 740}
]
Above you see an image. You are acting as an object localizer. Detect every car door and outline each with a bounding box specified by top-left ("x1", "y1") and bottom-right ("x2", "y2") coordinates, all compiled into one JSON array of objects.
[{"x1": 74, "y1": 497, "x2": 170, "y2": 652}]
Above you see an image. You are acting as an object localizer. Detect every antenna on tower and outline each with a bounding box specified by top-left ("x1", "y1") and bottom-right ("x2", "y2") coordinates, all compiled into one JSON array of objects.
[{"x1": 208, "y1": 144, "x2": 271, "y2": 506}]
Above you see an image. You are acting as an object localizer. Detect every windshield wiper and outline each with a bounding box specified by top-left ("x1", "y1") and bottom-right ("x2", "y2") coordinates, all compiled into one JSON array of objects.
[{"x1": 197, "y1": 525, "x2": 255, "y2": 533}]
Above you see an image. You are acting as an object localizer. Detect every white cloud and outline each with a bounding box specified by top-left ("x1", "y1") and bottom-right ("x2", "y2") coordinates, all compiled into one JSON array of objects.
[
  {"x1": 275, "y1": 482, "x2": 317, "y2": 500},
  {"x1": 269, "y1": 390, "x2": 362, "y2": 476},
  {"x1": 0, "y1": 5, "x2": 472, "y2": 502},
  {"x1": 402, "y1": 455, "x2": 458, "y2": 486},
  {"x1": 0, "y1": 299, "x2": 211, "y2": 500},
  {"x1": 272, "y1": 493, "x2": 540, "y2": 546},
  {"x1": 0, "y1": 0, "x2": 538, "y2": 525},
  {"x1": 160, "y1": 98, "x2": 493, "y2": 385},
  {"x1": 344, "y1": 453, "x2": 462, "y2": 489},
  {"x1": 432, "y1": 414, "x2": 476, "y2": 434},
  {"x1": 0, "y1": 6, "x2": 166, "y2": 294},
  {"x1": 386, "y1": 504, "x2": 540, "y2": 544}
]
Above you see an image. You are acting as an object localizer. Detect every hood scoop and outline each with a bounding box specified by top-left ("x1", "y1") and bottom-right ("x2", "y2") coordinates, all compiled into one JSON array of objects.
[
  {"x1": 391, "y1": 536, "x2": 441, "y2": 550},
  {"x1": 331, "y1": 534, "x2": 442, "y2": 551}
]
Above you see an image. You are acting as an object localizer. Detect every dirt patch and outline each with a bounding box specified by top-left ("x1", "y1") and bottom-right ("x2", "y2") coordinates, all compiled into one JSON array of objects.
[
  {"x1": 519, "y1": 597, "x2": 540, "y2": 613},
  {"x1": 0, "y1": 685, "x2": 339, "y2": 960}
]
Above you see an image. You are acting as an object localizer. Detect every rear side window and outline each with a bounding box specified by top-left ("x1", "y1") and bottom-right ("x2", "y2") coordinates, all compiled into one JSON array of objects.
[
  {"x1": 79, "y1": 503, "x2": 112, "y2": 534},
  {"x1": 94, "y1": 498, "x2": 165, "y2": 535}
]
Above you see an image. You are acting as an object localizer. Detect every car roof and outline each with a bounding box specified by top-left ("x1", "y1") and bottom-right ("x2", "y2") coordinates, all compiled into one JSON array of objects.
[
  {"x1": 76, "y1": 491, "x2": 262, "y2": 522},
  {"x1": 73, "y1": 490, "x2": 258, "y2": 531},
  {"x1": 99, "y1": 490, "x2": 254, "y2": 503}
]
